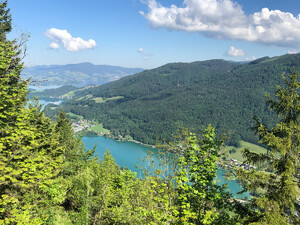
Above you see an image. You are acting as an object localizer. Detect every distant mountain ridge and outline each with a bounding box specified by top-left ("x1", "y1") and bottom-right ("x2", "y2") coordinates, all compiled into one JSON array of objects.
[
  {"x1": 22, "y1": 62, "x2": 144, "y2": 87},
  {"x1": 49, "y1": 53, "x2": 300, "y2": 145}
]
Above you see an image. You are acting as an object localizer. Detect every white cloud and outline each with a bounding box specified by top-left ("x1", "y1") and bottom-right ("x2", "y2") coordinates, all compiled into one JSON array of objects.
[
  {"x1": 140, "y1": 0, "x2": 300, "y2": 48},
  {"x1": 45, "y1": 28, "x2": 96, "y2": 52},
  {"x1": 226, "y1": 46, "x2": 245, "y2": 57},
  {"x1": 49, "y1": 42, "x2": 60, "y2": 49},
  {"x1": 137, "y1": 47, "x2": 152, "y2": 60}
]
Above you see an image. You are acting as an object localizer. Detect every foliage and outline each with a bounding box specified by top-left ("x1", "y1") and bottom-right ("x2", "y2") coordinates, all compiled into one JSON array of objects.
[
  {"x1": 170, "y1": 127, "x2": 237, "y2": 224},
  {"x1": 46, "y1": 118, "x2": 238, "y2": 224},
  {"x1": 0, "y1": 2, "x2": 64, "y2": 222},
  {"x1": 229, "y1": 134, "x2": 241, "y2": 148},
  {"x1": 0, "y1": 0, "x2": 11, "y2": 41},
  {"x1": 54, "y1": 54, "x2": 300, "y2": 145},
  {"x1": 140, "y1": 127, "x2": 239, "y2": 225},
  {"x1": 237, "y1": 70, "x2": 300, "y2": 224},
  {"x1": 3, "y1": 1, "x2": 300, "y2": 224}
]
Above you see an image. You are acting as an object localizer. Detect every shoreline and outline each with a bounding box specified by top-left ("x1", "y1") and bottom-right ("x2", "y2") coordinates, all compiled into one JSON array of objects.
[{"x1": 78, "y1": 128, "x2": 156, "y2": 149}]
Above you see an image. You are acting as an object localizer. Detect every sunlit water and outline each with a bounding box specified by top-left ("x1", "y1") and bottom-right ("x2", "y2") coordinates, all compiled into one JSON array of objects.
[
  {"x1": 82, "y1": 135, "x2": 250, "y2": 198},
  {"x1": 36, "y1": 97, "x2": 249, "y2": 198}
]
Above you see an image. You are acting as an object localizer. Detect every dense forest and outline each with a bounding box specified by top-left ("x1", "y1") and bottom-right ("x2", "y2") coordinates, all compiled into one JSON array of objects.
[
  {"x1": 49, "y1": 52, "x2": 300, "y2": 145},
  {"x1": 1, "y1": 1, "x2": 300, "y2": 224}
]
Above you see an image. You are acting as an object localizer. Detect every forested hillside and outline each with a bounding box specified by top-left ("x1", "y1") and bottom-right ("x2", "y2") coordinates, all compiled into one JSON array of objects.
[
  {"x1": 54, "y1": 54, "x2": 300, "y2": 144},
  {"x1": 1, "y1": 1, "x2": 300, "y2": 224}
]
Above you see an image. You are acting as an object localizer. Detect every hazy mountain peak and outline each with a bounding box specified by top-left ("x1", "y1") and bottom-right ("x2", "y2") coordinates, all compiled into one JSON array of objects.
[{"x1": 22, "y1": 63, "x2": 144, "y2": 87}]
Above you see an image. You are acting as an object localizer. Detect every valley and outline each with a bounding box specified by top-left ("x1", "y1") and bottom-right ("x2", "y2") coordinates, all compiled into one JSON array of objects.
[
  {"x1": 35, "y1": 53, "x2": 300, "y2": 146},
  {"x1": 3, "y1": 0, "x2": 300, "y2": 223},
  {"x1": 28, "y1": 56, "x2": 277, "y2": 182}
]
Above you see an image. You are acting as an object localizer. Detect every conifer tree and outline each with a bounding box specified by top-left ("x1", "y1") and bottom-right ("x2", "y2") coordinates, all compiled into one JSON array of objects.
[
  {"x1": 0, "y1": 0, "x2": 11, "y2": 41},
  {"x1": 53, "y1": 110, "x2": 96, "y2": 223},
  {"x1": 238, "y1": 70, "x2": 300, "y2": 224},
  {"x1": 0, "y1": 2, "x2": 64, "y2": 223}
]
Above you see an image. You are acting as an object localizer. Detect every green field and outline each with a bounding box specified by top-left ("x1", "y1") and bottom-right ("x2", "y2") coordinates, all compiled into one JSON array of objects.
[
  {"x1": 93, "y1": 96, "x2": 124, "y2": 103},
  {"x1": 92, "y1": 97, "x2": 105, "y2": 103},
  {"x1": 90, "y1": 123, "x2": 110, "y2": 133},
  {"x1": 63, "y1": 86, "x2": 96, "y2": 97},
  {"x1": 223, "y1": 140, "x2": 267, "y2": 162}
]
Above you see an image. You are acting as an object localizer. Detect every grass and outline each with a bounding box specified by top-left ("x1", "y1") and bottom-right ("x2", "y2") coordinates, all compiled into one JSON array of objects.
[
  {"x1": 73, "y1": 95, "x2": 124, "y2": 103},
  {"x1": 93, "y1": 96, "x2": 124, "y2": 103},
  {"x1": 90, "y1": 123, "x2": 110, "y2": 133},
  {"x1": 63, "y1": 85, "x2": 96, "y2": 97},
  {"x1": 92, "y1": 97, "x2": 105, "y2": 103},
  {"x1": 75, "y1": 94, "x2": 93, "y2": 101},
  {"x1": 223, "y1": 140, "x2": 267, "y2": 162}
]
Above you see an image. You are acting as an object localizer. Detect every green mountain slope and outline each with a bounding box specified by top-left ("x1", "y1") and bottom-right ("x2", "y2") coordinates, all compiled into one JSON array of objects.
[{"x1": 54, "y1": 54, "x2": 300, "y2": 144}]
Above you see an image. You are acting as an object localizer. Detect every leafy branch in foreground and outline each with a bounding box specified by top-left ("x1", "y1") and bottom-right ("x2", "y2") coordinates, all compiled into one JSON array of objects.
[
  {"x1": 173, "y1": 126, "x2": 235, "y2": 224},
  {"x1": 151, "y1": 126, "x2": 238, "y2": 225}
]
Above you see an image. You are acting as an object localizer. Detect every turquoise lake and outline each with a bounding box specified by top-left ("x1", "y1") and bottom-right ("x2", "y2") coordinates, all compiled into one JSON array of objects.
[
  {"x1": 36, "y1": 94, "x2": 249, "y2": 198},
  {"x1": 82, "y1": 135, "x2": 250, "y2": 199}
]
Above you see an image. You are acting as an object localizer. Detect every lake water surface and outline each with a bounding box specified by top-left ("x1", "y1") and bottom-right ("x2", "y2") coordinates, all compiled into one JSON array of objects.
[
  {"x1": 28, "y1": 85, "x2": 62, "y2": 90},
  {"x1": 82, "y1": 135, "x2": 250, "y2": 198},
  {"x1": 37, "y1": 97, "x2": 249, "y2": 198}
]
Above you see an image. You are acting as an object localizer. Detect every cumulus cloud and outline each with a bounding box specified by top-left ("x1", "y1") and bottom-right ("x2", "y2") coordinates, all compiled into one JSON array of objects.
[
  {"x1": 45, "y1": 28, "x2": 96, "y2": 52},
  {"x1": 140, "y1": 0, "x2": 300, "y2": 48},
  {"x1": 226, "y1": 46, "x2": 245, "y2": 57}
]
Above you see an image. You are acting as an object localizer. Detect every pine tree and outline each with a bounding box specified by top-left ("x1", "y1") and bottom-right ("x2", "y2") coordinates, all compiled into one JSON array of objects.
[
  {"x1": 53, "y1": 110, "x2": 96, "y2": 224},
  {"x1": 0, "y1": 2, "x2": 64, "y2": 223},
  {"x1": 238, "y1": 70, "x2": 300, "y2": 224},
  {"x1": 0, "y1": 0, "x2": 11, "y2": 41}
]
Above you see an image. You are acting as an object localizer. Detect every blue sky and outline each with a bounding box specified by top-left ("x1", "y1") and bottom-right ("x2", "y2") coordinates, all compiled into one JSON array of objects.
[{"x1": 7, "y1": 0, "x2": 300, "y2": 69}]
